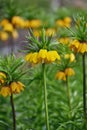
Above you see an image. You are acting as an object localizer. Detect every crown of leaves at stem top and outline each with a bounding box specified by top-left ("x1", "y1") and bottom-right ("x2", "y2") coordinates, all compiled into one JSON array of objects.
[
  {"x1": 0, "y1": 54, "x2": 26, "y2": 86},
  {"x1": 69, "y1": 13, "x2": 87, "y2": 42},
  {"x1": 24, "y1": 28, "x2": 58, "y2": 53}
]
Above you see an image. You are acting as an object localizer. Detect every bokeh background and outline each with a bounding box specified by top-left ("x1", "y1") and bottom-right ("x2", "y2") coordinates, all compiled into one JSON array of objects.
[{"x1": 0, "y1": 0, "x2": 87, "y2": 55}]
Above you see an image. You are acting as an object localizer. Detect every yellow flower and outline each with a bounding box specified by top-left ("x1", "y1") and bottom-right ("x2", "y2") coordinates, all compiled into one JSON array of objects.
[
  {"x1": 46, "y1": 28, "x2": 56, "y2": 36},
  {"x1": 70, "y1": 40, "x2": 87, "y2": 53},
  {"x1": 24, "y1": 20, "x2": 30, "y2": 28},
  {"x1": 3, "y1": 23, "x2": 14, "y2": 32},
  {"x1": 25, "y1": 49, "x2": 60, "y2": 64},
  {"x1": 55, "y1": 71, "x2": 66, "y2": 81},
  {"x1": 78, "y1": 43, "x2": 87, "y2": 53},
  {"x1": 0, "y1": 31, "x2": 9, "y2": 41},
  {"x1": 64, "y1": 54, "x2": 70, "y2": 59},
  {"x1": 0, "y1": 19, "x2": 9, "y2": 27},
  {"x1": 10, "y1": 81, "x2": 24, "y2": 93},
  {"x1": 0, "y1": 86, "x2": 11, "y2": 97},
  {"x1": 12, "y1": 16, "x2": 25, "y2": 28},
  {"x1": 33, "y1": 30, "x2": 40, "y2": 37},
  {"x1": 25, "y1": 52, "x2": 38, "y2": 64},
  {"x1": 64, "y1": 17, "x2": 72, "y2": 23},
  {"x1": 65, "y1": 53, "x2": 75, "y2": 62},
  {"x1": 56, "y1": 17, "x2": 71, "y2": 27},
  {"x1": 0, "y1": 72, "x2": 6, "y2": 84},
  {"x1": 47, "y1": 51, "x2": 60, "y2": 62},
  {"x1": 30, "y1": 19, "x2": 42, "y2": 28},
  {"x1": 25, "y1": 53, "x2": 33, "y2": 61},
  {"x1": 65, "y1": 68, "x2": 75, "y2": 76},
  {"x1": 0, "y1": 81, "x2": 24, "y2": 97},
  {"x1": 10, "y1": 82, "x2": 18, "y2": 92},
  {"x1": 31, "y1": 52, "x2": 39, "y2": 64},
  {"x1": 59, "y1": 37, "x2": 70, "y2": 44},
  {"x1": 17, "y1": 81, "x2": 24, "y2": 91},
  {"x1": 70, "y1": 40, "x2": 80, "y2": 49},
  {"x1": 38, "y1": 49, "x2": 48, "y2": 62},
  {"x1": 69, "y1": 53, "x2": 75, "y2": 62},
  {"x1": 56, "y1": 20, "x2": 64, "y2": 27},
  {"x1": 63, "y1": 17, "x2": 72, "y2": 27}
]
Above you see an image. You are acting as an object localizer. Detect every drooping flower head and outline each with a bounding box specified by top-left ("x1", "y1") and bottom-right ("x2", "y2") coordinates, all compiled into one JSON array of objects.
[
  {"x1": 55, "y1": 42, "x2": 76, "y2": 81},
  {"x1": 0, "y1": 55, "x2": 25, "y2": 97},
  {"x1": 55, "y1": 8, "x2": 72, "y2": 28},
  {"x1": 70, "y1": 13, "x2": 87, "y2": 54},
  {"x1": 24, "y1": 29, "x2": 60, "y2": 64}
]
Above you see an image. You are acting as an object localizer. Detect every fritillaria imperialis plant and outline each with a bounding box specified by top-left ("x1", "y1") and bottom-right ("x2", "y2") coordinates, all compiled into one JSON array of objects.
[
  {"x1": 70, "y1": 13, "x2": 87, "y2": 119},
  {"x1": 0, "y1": 55, "x2": 26, "y2": 130},
  {"x1": 24, "y1": 29, "x2": 60, "y2": 130},
  {"x1": 55, "y1": 43, "x2": 76, "y2": 113}
]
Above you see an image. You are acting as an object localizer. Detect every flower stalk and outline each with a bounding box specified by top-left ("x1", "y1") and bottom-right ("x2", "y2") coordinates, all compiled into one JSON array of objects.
[
  {"x1": 82, "y1": 53, "x2": 87, "y2": 119},
  {"x1": 42, "y1": 63, "x2": 50, "y2": 130},
  {"x1": 10, "y1": 93, "x2": 16, "y2": 130},
  {"x1": 66, "y1": 76, "x2": 71, "y2": 112}
]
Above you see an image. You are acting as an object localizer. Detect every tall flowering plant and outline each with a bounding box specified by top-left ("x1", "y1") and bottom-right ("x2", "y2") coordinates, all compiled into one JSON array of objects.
[
  {"x1": 69, "y1": 13, "x2": 87, "y2": 119},
  {"x1": 0, "y1": 55, "x2": 26, "y2": 130},
  {"x1": 24, "y1": 29, "x2": 60, "y2": 130},
  {"x1": 55, "y1": 43, "x2": 75, "y2": 114}
]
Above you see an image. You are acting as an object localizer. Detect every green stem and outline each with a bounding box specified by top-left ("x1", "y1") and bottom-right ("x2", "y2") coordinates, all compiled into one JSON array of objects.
[
  {"x1": 82, "y1": 53, "x2": 87, "y2": 119},
  {"x1": 42, "y1": 63, "x2": 50, "y2": 130},
  {"x1": 66, "y1": 76, "x2": 71, "y2": 112},
  {"x1": 10, "y1": 93, "x2": 16, "y2": 130}
]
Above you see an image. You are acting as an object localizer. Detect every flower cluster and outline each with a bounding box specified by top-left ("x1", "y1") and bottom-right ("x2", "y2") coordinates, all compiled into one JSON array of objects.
[
  {"x1": 56, "y1": 17, "x2": 72, "y2": 28},
  {"x1": 24, "y1": 29, "x2": 60, "y2": 65},
  {"x1": 0, "y1": 80, "x2": 24, "y2": 97},
  {"x1": 70, "y1": 40, "x2": 87, "y2": 54},
  {"x1": 55, "y1": 45, "x2": 75, "y2": 81},
  {"x1": 25, "y1": 49, "x2": 60, "y2": 64},
  {"x1": 56, "y1": 68, "x2": 75, "y2": 81},
  {"x1": 0, "y1": 19, "x2": 18, "y2": 41}
]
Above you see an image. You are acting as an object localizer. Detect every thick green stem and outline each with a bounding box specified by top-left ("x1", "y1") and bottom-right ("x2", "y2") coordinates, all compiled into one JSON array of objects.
[
  {"x1": 10, "y1": 93, "x2": 16, "y2": 130},
  {"x1": 42, "y1": 63, "x2": 50, "y2": 130},
  {"x1": 66, "y1": 76, "x2": 71, "y2": 112},
  {"x1": 82, "y1": 53, "x2": 87, "y2": 119}
]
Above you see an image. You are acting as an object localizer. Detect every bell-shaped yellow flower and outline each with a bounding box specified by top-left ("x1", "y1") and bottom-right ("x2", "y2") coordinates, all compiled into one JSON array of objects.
[
  {"x1": 31, "y1": 52, "x2": 38, "y2": 64},
  {"x1": 3, "y1": 23, "x2": 14, "y2": 32},
  {"x1": 33, "y1": 30, "x2": 40, "y2": 37},
  {"x1": 64, "y1": 17, "x2": 72, "y2": 23},
  {"x1": 70, "y1": 40, "x2": 87, "y2": 53},
  {"x1": 10, "y1": 81, "x2": 24, "y2": 94},
  {"x1": 55, "y1": 71, "x2": 66, "y2": 81},
  {"x1": 56, "y1": 20, "x2": 64, "y2": 27},
  {"x1": 30, "y1": 19, "x2": 41, "y2": 28},
  {"x1": 38, "y1": 49, "x2": 48, "y2": 62},
  {"x1": 65, "y1": 68, "x2": 75, "y2": 76},
  {"x1": 70, "y1": 53, "x2": 75, "y2": 62},
  {"x1": 12, "y1": 16, "x2": 25, "y2": 28},
  {"x1": 0, "y1": 31, "x2": 9, "y2": 41},
  {"x1": 0, "y1": 86, "x2": 11, "y2": 97},
  {"x1": 46, "y1": 28, "x2": 56, "y2": 36},
  {"x1": 59, "y1": 37, "x2": 70, "y2": 44},
  {"x1": 0, "y1": 19, "x2": 9, "y2": 27},
  {"x1": 25, "y1": 53, "x2": 33, "y2": 61},
  {"x1": 47, "y1": 51, "x2": 60, "y2": 62},
  {"x1": 65, "y1": 53, "x2": 75, "y2": 62},
  {"x1": 0, "y1": 72, "x2": 6, "y2": 84},
  {"x1": 24, "y1": 20, "x2": 30, "y2": 28}
]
